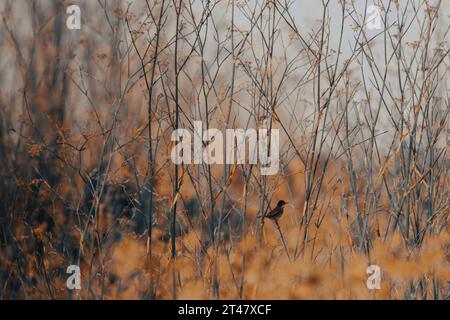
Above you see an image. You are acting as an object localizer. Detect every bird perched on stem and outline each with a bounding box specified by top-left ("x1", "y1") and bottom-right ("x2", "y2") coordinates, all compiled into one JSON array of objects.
[
  {"x1": 259, "y1": 200, "x2": 288, "y2": 222},
  {"x1": 259, "y1": 200, "x2": 291, "y2": 262}
]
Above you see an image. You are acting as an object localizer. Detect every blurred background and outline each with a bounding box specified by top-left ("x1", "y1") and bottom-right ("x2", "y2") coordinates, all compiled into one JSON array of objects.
[{"x1": 0, "y1": 0, "x2": 448, "y2": 299}]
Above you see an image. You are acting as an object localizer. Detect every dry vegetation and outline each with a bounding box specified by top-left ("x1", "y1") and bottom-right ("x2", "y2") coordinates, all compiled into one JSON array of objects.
[{"x1": 0, "y1": 0, "x2": 448, "y2": 299}]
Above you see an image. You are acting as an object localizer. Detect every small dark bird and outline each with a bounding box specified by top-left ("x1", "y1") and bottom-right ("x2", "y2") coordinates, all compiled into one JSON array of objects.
[
  {"x1": 259, "y1": 200, "x2": 291, "y2": 261},
  {"x1": 260, "y1": 200, "x2": 288, "y2": 222}
]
